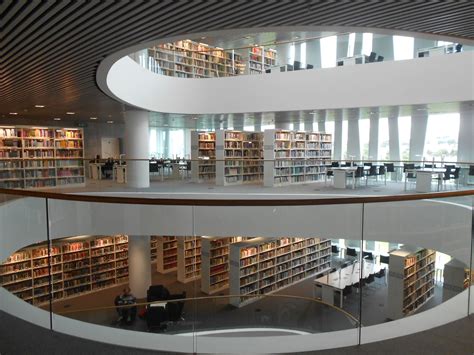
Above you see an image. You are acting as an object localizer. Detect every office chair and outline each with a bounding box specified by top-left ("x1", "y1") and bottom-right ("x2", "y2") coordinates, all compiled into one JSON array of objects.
[
  {"x1": 331, "y1": 162, "x2": 340, "y2": 167},
  {"x1": 468, "y1": 165, "x2": 474, "y2": 185},
  {"x1": 353, "y1": 166, "x2": 365, "y2": 187},
  {"x1": 346, "y1": 247, "x2": 357, "y2": 258},
  {"x1": 364, "y1": 162, "x2": 372, "y2": 167},
  {"x1": 293, "y1": 61, "x2": 302, "y2": 70},
  {"x1": 450, "y1": 167, "x2": 461, "y2": 189},
  {"x1": 365, "y1": 165, "x2": 378, "y2": 186},
  {"x1": 404, "y1": 163, "x2": 416, "y2": 189},
  {"x1": 379, "y1": 255, "x2": 390, "y2": 265},
  {"x1": 424, "y1": 164, "x2": 433, "y2": 168},
  {"x1": 363, "y1": 251, "x2": 374, "y2": 261},
  {"x1": 337, "y1": 60, "x2": 344, "y2": 66},
  {"x1": 306, "y1": 64, "x2": 314, "y2": 69},
  {"x1": 376, "y1": 55, "x2": 384, "y2": 62},
  {"x1": 377, "y1": 165, "x2": 387, "y2": 185},
  {"x1": 368, "y1": 52, "x2": 377, "y2": 63},
  {"x1": 331, "y1": 245, "x2": 339, "y2": 254},
  {"x1": 455, "y1": 43, "x2": 463, "y2": 52}
]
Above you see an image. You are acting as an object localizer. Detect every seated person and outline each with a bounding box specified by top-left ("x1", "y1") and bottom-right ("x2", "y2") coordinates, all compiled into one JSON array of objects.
[{"x1": 116, "y1": 286, "x2": 137, "y2": 324}]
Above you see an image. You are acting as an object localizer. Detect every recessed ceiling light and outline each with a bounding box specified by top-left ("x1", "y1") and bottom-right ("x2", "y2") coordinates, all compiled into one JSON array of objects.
[
  {"x1": 90, "y1": 117, "x2": 98, "y2": 120},
  {"x1": 9, "y1": 112, "x2": 18, "y2": 115},
  {"x1": 106, "y1": 120, "x2": 114, "y2": 124},
  {"x1": 254, "y1": 44, "x2": 259, "y2": 47},
  {"x1": 35, "y1": 105, "x2": 45, "y2": 108},
  {"x1": 200, "y1": 36, "x2": 206, "y2": 40},
  {"x1": 66, "y1": 112, "x2": 75, "y2": 115},
  {"x1": 53, "y1": 118, "x2": 61, "y2": 121}
]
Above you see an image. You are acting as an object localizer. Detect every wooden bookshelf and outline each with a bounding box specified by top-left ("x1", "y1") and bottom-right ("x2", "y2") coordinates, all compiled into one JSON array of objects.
[
  {"x1": 0, "y1": 126, "x2": 85, "y2": 189},
  {"x1": 149, "y1": 39, "x2": 243, "y2": 78},
  {"x1": 216, "y1": 130, "x2": 263, "y2": 186},
  {"x1": 442, "y1": 259, "x2": 472, "y2": 301},
  {"x1": 155, "y1": 236, "x2": 178, "y2": 273},
  {"x1": 388, "y1": 247, "x2": 436, "y2": 319},
  {"x1": 229, "y1": 237, "x2": 331, "y2": 307},
  {"x1": 201, "y1": 236, "x2": 246, "y2": 294},
  {"x1": 263, "y1": 129, "x2": 332, "y2": 187},
  {"x1": 191, "y1": 131, "x2": 216, "y2": 182},
  {"x1": 177, "y1": 236, "x2": 202, "y2": 283}
]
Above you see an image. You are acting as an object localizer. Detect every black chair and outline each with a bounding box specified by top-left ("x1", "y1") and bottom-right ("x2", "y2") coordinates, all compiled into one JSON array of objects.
[
  {"x1": 455, "y1": 43, "x2": 463, "y2": 52},
  {"x1": 364, "y1": 163, "x2": 372, "y2": 167},
  {"x1": 346, "y1": 247, "x2": 357, "y2": 258},
  {"x1": 436, "y1": 167, "x2": 451, "y2": 189},
  {"x1": 337, "y1": 60, "x2": 344, "y2": 66},
  {"x1": 468, "y1": 165, "x2": 474, "y2": 185},
  {"x1": 450, "y1": 167, "x2": 461, "y2": 188},
  {"x1": 375, "y1": 268, "x2": 386, "y2": 278},
  {"x1": 365, "y1": 165, "x2": 378, "y2": 186},
  {"x1": 424, "y1": 164, "x2": 433, "y2": 168},
  {"x1": 368, "y1": 52, "x2": 377, "y2": 63},
  {"x1": 353, "y1": 166, "x2": 365, "y2": 187},
  {"x1": 377, "y1": 165, "x2": 387, "y2": 185},
  {"x1": 343, "y1": 285, "x2": 352, "y2": 297},
  {"x1": 166, "y1": 301, "x2": 185, "y2": 322},
  {"x1": 293, "y1": 61, "x2": 302, "y2": 70},
  {"x1": 363, "y1": 251, "x2": 374, "y2": 261},
  {"x1": 376, "y1": 55, "x2": 384, "y2": 62},
  {"x1": 366, "y1": 274, "x2": 375, "y2": 284},
  {"x1": 331, "y1": 245, "x2": 339, "y2": 254},
  {"x1": 331, "y1": 162, "x2": 340, "y2": 167},
  {"x1": 379, "y1": 255, "x2": 390, "y2": 265},
  {"x1": 306, "y1": 64, "x2": 314, "y2": 69},
  {"x1": 146, "y1": 305, "x2": 168, "y2": 331}
]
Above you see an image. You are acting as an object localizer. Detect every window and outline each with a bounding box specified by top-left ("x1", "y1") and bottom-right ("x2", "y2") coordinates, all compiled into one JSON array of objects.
[
  {"x1": 378, "y1": 117, "x2": 389, "y2": 160},
  {"x1": 347, "y1": 33, "x2": 356, "y2": 57},
  {"x1": 300, "y1": 42, "x2": 306, "y2": 67},
  {"x1": 325, "y1": 121, "x2": 335, "y2": 137},
  {"x1": 243, "y1": 125, "x2": 255, "y2": 132},
  {"x1": 261, "y1": 124, "x2": 275, "y2": 130},
  {"x1": 362, "y1": 33, "x2": 373, "y2": 56},
  {"x1": 398, "y1": 116, "x2": 411, "y2": 160},
  {"x1": 289, "y1": 44, "x2": 295, "y2": 64},
  {"x1": 320, "y1": 35, "x2": 337, "y2": 68},
  {"x1": 423, "y1": 113, "x2": 460, "y2": 162},
  {"x1": 341, "y1": 119, "x2": 348, "y2": 159},
  {"x1": 393, "y1": 36, "x2": 414, "y2": 60},
  {"x1": 359, "y1": 118, "x2": 370, "y2": 159}
]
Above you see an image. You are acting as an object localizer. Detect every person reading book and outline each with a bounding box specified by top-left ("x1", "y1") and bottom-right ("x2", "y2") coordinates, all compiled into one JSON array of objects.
[{"x1": 115, "y1": 286, "x2": 137, "y2": 324}]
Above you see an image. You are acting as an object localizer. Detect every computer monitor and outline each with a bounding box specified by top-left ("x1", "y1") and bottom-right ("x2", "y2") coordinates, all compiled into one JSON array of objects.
[{"x1": 380, "y1": 255, "x2": 390, "y2": 264}]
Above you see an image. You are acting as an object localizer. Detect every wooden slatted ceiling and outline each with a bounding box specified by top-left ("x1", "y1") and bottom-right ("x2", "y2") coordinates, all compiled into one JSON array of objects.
[{"x1": 1, "y1": 0, "x2": 473, "y2": 123}]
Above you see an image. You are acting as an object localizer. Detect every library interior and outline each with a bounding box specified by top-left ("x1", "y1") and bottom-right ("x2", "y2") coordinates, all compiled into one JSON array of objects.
[{"x1": 1, "y1": 2, "x2": 474, "y2": 354}]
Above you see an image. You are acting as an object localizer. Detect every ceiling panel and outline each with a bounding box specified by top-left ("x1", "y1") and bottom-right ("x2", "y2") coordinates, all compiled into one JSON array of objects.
[{"x1": 1, "y1": 0, "x2": 473, "y2": 126}]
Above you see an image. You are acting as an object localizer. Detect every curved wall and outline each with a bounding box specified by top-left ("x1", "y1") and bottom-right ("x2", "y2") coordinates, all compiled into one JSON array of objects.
[
  {"x1": 0, "y1": 195, "x2": 472, "y2": 353},
  {"x1": 105, "y1": 52, "x2": 474, "y2": 114}
]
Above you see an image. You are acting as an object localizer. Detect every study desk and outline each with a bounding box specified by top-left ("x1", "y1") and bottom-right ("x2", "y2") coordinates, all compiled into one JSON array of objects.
[
  {"x1": 331, "y1": 167, "x2": 357, "y2": 189},
  {"x1": 314, "y1": 261, "x2": 384, "y2": 308},
  {"x1": 405, "y1": 168, "x2": 445, "y2": 192},
  {"x1": 89, "y1": 163, "x2": 104, "y2": 180},
  {"x1": 113, "y1": 164, "x2": 127, "y2": 184}
]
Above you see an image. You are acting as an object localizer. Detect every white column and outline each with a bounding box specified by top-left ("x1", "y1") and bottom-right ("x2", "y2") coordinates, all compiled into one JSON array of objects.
[
  {"x1": 409, "y1": 105, "x2": 429, "y2": 162},
  {"x1": 125, "y1": 110, "x2": 150, "y2": 188},
  {"x1": 388, "y1": 106, "x2": 400, "y2": 161},
  {"x1": 128, "y1": 235, "x2": 151, "y2": 299},
  {"x1": 318, "y1": 110, "x2": 326, "y2": 132},
  {"x1": 353, "y1": 33, "x2": 363, "y2": 55},
  {"x1": 457, "y1": 102, "x2": 474, "y2": 163},
  {"x1": 368, "y1": 108, "x2": 380, "y2": 161},
  {"x1": 333, "y1": 109, "x2": 343, "y2": 160},
  {"x1": 347, "y1": 108, "x2": 361, "y2": 160}
]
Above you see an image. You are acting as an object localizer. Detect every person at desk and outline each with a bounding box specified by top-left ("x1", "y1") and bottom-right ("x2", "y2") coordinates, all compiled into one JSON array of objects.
[
  {"x1": 102, "y1": 157, "x2": 115, "y2": 179},
  {"x1": 90, "y1": 154, "x2": 101, "y2": 163},
  {"x1": 115, "y1": 286, "x2": 137, "y2": 324}
]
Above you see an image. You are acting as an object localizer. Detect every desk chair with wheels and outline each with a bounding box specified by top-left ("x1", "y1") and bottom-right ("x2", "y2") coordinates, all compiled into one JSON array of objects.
[
  {"x1": 404, "y1": 163, "x2": 416, "y2": 189},
  {"x1": 377, "y1": 165, "x2": 387, "y2": 184},
  {"x1": 384, "y1": 163, "x2": 396, "y2": 181}
]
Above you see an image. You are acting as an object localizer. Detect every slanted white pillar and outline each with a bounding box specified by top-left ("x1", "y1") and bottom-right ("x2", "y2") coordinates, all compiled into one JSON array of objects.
[
  {"x1": 347, "y1": 108, "x2": 361, "y2": 160},
  {"x1": 409, "y1": 105, "x2": 429, "y2": 162},
  {"x1": 368, "y1": 108, "x2": 380, "y2": 161},
  {"x1": 388, "y1": 106, "x2": 400, "y2": 162},
  {"x1": 333, "y1": 109, "x2": 343, "y2": 160},
  {"x1": 124, "y1": 110, "x2": 150, "y2": 188},
  {"x1": 457, "y1": 102, "x2": 474, "y2": 163},
  {"x1": 128, "y1": 235, "x2": 152, "y2": 299}
]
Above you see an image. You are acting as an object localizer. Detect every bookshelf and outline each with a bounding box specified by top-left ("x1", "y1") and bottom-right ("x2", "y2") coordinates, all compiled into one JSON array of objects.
[
  {"x1": 215, "y1": 130, "x2": 263, "y2": 186},
  {"x1": 0, "y1": 235, "x2": 164, "y2": 306},
  {"x1": 177, "y1": 236, "x2": 202, "y2": 283},
  {"x1": 201, "y1": 236, "x2": 246, "y2": 294},
  {"x1": 150, "y1": 236, "x2": 158, "y2": 263},
  {"x1": 229, "y1": 237, "x2": 331, "y2": 307},
  {"x1": 155, "y1": 236, "x2": 178, "y2": 273},
  {"x1": 191, "y1": 131, "x2": 216, "y2": 182},
  {"x1": 0, "y1": 126, "x2": 85, "y2": 189},
  {"x1": 149, "y1": 39, "x2": 244, "y2": 78},
  {"x1": 263, "y1": 129, "x2": 332, "y2": 187},
  {"x1": 248, "y1": 46, "x2": 277, "y2": 74},
  {"x1": 387, "y1": 247, "x2": 436, "y2": 319}
]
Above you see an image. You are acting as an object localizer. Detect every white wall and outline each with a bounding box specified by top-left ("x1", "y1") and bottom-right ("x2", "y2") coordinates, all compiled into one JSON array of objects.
[{"x1": 105, "y1": 52, "x2": 474, "y2": 115}]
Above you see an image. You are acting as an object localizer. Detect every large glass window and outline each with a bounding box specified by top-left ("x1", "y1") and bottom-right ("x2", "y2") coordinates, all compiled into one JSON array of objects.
[
  {"x1": 423, "y1": 113, "x2": 460, "y2": 162},
  {"x1": 325, "y1": 120, "x2": 335, "y2": 137},
  {"x1": 300, "y1": 42, "x2": 307, "y2": 67},
  {"x1": 320, "y1": 35, "x2": 337, "y2": 68},
  {"x1": 398, "y1": 116, "x2": 411, "y2": 160},
  {"x1": 393, "y1": 36, "x2": 414, "y2": 60},
  {"x1": 362, "y1": 33, "x2": 373, "y2": 56},
  {"x1": 347, "y1": 33, "x2": 356, "y2": 57},
  {"x1": 378, "y1": 117, "x2": 389, "y2": 160},
  {"x1": 341, "y1": 119, "x2": 348, "y2": 159},
  {"x1": 359, "y1": 118, "x2": 370, "y2": 159}
]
